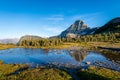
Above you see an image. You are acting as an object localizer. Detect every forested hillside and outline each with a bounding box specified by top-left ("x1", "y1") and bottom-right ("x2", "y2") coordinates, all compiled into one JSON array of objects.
[{"x1": 18, "y1": 17, "x2": 120, "y2": 47}]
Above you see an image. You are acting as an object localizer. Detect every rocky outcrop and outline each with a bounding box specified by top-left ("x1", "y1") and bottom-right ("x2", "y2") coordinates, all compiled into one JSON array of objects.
[
  {"x1": 19, "y1": 35, "x2": 42, "y2": 41},
  {"x1": 17, "y1": 35, "x2": 42, "y2": 45}
]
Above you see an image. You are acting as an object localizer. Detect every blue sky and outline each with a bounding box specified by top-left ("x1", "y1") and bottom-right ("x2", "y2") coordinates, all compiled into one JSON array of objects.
[{"x1": 0, "y1": 0, "x2": 120, "y2": 39}]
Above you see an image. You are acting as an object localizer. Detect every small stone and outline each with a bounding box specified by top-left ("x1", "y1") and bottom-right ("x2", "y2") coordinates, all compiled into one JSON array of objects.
[{"x1": 86, "y1": 61, "x2": 91, "y2": 65}]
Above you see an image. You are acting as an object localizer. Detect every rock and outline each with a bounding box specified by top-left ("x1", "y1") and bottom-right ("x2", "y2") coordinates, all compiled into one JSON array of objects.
[
  {"x1": 66, "y1": 33, "x2": 76, "y2": 38},
  {"x1": 86, "y1": 61, "x2": 91, "y2": 65}
]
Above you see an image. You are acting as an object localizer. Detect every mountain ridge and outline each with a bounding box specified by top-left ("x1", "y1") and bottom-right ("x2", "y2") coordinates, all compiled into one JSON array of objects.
[
  {"x1": 58, "y1": 20, "x2": 97, "y2": 38},
  {"x1": 95, "y1": 17, "x2": 120, "y2": 34},
  {"x1": 0, "y1": 38, "x2": 19, "y2": 44}
]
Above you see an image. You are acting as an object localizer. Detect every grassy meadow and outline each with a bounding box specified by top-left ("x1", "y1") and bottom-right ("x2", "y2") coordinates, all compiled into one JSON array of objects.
[{"x1": 0, "y1": 44, "x2": 17, "y2": 50}]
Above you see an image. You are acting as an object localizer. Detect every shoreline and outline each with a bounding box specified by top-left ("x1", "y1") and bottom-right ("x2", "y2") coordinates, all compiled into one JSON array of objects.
[{"x1": 0, "y1": 42, "x2": 120, "y2": 50}]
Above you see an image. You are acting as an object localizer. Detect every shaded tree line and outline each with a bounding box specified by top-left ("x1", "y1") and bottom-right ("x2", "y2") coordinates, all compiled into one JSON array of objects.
[
  {"x1": 18, "y1": 38, "x2": 63, "y2": 47},
  {"x1": 61, "y1": 32, "x2": 120, "y2": 43}
]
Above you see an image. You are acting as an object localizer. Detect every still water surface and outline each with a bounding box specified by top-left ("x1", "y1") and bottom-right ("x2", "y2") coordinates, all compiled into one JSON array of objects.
[{"x1": 0, "y1": 48, "x2": 119, "y2": 71}]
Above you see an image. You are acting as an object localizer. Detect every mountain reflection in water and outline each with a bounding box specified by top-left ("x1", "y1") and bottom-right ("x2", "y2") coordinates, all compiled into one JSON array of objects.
[
  {"x1": 68, "y1": 50, "x2": 88, "y2": 62},
  {"x1": 0, "y1": 48, "x2": 119, "y2": 71}
]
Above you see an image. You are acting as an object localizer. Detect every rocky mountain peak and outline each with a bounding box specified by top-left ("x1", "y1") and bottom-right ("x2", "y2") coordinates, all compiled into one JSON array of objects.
[
  {"x1": 74, "y1": 20, "x2": 84, "y2": 25},
  {"x1": 58, "y1": 20, "x2": 97, "y2": 38},
  {"x1": 67, "y1": 20, "x2": 87, "y2": 32}
]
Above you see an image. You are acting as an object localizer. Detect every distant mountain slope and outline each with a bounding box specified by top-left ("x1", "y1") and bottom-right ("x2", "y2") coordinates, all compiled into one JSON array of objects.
[
  {"x1": 58, "y1": 20, "x2": 97, "y2": 38},
  {"x1": 95, "y1": 17, "x2": 120, "y2": 34},
  {"x1": 0, "y1": 38, "x2": 19, "y2": 44}
]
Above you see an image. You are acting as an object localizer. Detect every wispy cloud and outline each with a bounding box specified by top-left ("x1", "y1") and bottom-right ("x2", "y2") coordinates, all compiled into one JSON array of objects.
[
  {"x1": 71, "y1": 12, "x2": 103, "y2": 20},
  {"x1": 38, "y1": 25, "x2": 64, "y2": 37},
  {"x1": 41, "y1": 26, "x2": 64, "y2": 33},
  {"x1": 45, "y1": 14, "x2": 64, "y2": 21}
]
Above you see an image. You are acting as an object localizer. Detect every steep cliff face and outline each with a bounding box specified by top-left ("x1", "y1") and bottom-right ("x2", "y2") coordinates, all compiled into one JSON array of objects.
[{"x1": 58, "y1": 20, "x2": 97, "y2": 38}]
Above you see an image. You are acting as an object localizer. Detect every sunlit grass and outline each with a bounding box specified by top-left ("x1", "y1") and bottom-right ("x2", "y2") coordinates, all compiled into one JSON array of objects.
[
  {"x1": 19, "y1": 42, "x2": 81, "y2": 49},
  {"x1": 0, "y1": 44, "x2": 17, "y2": 50},
  {"x1": 0, "y1": 61, "x2": 28, "y2": 76},
  {"x1": 42, "y1": 42, "x2": 120, "y2": 49},
  {"x1": 0, "y1": 42, "x2": 120, "y2": 50}
]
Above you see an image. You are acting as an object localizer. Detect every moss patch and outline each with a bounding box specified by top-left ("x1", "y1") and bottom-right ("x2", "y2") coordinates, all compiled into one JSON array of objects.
[
  {"x1": 78, "y1": 66, "x2": 120, "y2": 80},
  {"x1": 8, "y1": 68, "x2": 72, "y2": 80},
  {"x1": 0, "y1": 61, "x2": 72, "y2": 80}
]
